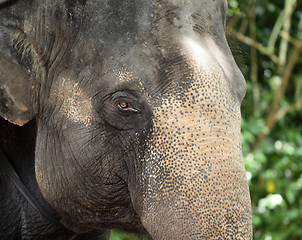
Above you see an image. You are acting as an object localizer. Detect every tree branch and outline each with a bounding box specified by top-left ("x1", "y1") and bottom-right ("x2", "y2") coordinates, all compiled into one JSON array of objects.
[
  {"x1": 249, "y1": 0, "x2": 260, "y2": 117},
  {"x1": 253, "y1": 38, "x2": 302, "y2": 149},
  {"x1": 279, "y1": 0, "x2": 296, "y2": 65},
  {"x1": 268, "y1": 11, "x2": 285, "y2": 51},
  {"x1": 228, "y1": 29, "x2": 284, "y2": 69}
]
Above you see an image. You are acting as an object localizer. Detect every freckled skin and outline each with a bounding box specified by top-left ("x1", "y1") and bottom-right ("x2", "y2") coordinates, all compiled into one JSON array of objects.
[
  {"x1": 140, "y1": 59, "x2": 250, "y2": 239},
  {"x1": 0, "y1": 0, "x2": 252, "y2": 239}
]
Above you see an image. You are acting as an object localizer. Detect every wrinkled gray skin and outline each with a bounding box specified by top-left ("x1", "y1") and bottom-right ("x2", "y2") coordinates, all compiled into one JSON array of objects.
[{"x1": 0, "y1": 0, "x2": 253, "y2": 239}]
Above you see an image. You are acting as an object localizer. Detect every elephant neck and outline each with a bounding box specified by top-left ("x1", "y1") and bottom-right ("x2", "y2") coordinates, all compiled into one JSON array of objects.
[
  {"x1": 0, "y1": 118, "x2": 85, "y2": 234},
  {"x1": 0, "y1": 144, "x2": 64, "y2": 226}
]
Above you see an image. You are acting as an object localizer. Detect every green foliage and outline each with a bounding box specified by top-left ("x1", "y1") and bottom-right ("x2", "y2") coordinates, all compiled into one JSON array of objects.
[
  {"x1": 231, "y1": 0, "x2": 302, "y2": 239},
  {"x1": 243, "y1": 118, "x2": 302, "y2": 239},
  {"x1": 110, "y1": 230, "x2": 151, "y2": 240},
  {"x1": 227, "y1": 0, "x2": 240, "y2": 16}
]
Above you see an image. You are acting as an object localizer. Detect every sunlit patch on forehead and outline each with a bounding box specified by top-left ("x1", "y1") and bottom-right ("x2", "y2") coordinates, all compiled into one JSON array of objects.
[
  {"x1": 180, "y1": 36, "x2": 241, "y2": 96},
  {"x1": 52, "y1": 78, "x2": 93, "y2": 126},
  {"x1": 203, "y1": 36, "x2": 234, "y2": 80},
  {"x1": 180, "y1": 37, "x2": 213, "y2": 69}
]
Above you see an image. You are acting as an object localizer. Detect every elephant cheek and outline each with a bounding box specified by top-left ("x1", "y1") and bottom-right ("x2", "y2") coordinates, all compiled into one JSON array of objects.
[{"x1": 137, "y1": 65, "x2": 252, "y2": 239}]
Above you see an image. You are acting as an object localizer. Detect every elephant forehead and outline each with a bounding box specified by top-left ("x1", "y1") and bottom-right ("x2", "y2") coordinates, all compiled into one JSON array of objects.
[{"x1": 50, "y1": 78, "x2": 93, "y2": 126}]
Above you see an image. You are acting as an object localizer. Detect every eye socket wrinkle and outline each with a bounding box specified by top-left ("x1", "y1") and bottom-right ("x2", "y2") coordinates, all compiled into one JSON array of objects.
[{"x1": 98, "y1": 90, "x2": 149, "y2": 130}]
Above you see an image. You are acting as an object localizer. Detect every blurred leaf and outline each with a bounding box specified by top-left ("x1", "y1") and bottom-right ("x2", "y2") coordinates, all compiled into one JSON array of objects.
[
  {"x1": 110, "y1": 230, "x2": 151, "y2": 240},
  {"x1": 233, "y1": 0, "x2": 302, "y2": 238}
]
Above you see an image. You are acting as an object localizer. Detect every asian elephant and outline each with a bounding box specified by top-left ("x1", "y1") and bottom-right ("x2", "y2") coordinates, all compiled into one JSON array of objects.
[{"x1": 0, "y1": 0, "x2": 253, "y2": 239}]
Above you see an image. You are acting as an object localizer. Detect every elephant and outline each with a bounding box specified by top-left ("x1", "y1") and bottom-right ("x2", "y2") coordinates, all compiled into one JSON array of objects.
[{"x1": 0, "y1": 0, "x2": 253, "y2": 239}]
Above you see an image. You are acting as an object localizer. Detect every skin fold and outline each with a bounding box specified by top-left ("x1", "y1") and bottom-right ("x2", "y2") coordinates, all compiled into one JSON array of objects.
[{"x1": 0, "y1": 0, "x2": 252, "y2": 239}]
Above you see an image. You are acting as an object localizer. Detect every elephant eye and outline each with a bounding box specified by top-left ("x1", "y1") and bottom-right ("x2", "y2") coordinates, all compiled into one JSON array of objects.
[
  {"x1": 118, "y1": 101, "x2": 139, "y2": 113},
  {"x1": 100, "y1": 91, "x2": 150, "y2": 130}
]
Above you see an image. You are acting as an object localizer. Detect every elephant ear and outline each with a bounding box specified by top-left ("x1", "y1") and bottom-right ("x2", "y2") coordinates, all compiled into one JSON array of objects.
[{"x1": 0, "y1": 28, "x2": 37, "y2": 126}]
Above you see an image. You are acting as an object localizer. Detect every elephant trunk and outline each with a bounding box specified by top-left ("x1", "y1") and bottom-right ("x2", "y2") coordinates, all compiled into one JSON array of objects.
[
  {"x1": 141, "y1": 119, "x2": 252, "y2": 239},
  {"x1": 134, "y1": 44, "x2": 253, "y2": 239}
]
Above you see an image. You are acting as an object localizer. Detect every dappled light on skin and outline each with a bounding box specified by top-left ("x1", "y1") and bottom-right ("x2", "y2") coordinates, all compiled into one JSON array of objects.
[
  {"x1": 203, "y1": 36, "x2": 235, "y2": 81},
  {"x1": 50, "y1": 78, "x2": 93, "y2": 126},
  {"x1": 180, "y1": 37, "x2": 213, "y2": 69},
  {"x1": 181, "y1": 36, "x2": 233, "y2": 78}
]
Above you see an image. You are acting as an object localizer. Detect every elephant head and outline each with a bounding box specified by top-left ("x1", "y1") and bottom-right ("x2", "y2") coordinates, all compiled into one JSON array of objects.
[{"x1": 0, "y1": 0, "x2": 252, "y2": 239}]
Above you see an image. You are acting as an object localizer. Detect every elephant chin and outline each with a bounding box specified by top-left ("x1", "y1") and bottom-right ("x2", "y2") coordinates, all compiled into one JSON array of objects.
[{"x1": 133, "y1": 55, "x2": 252, "y2": 239}]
